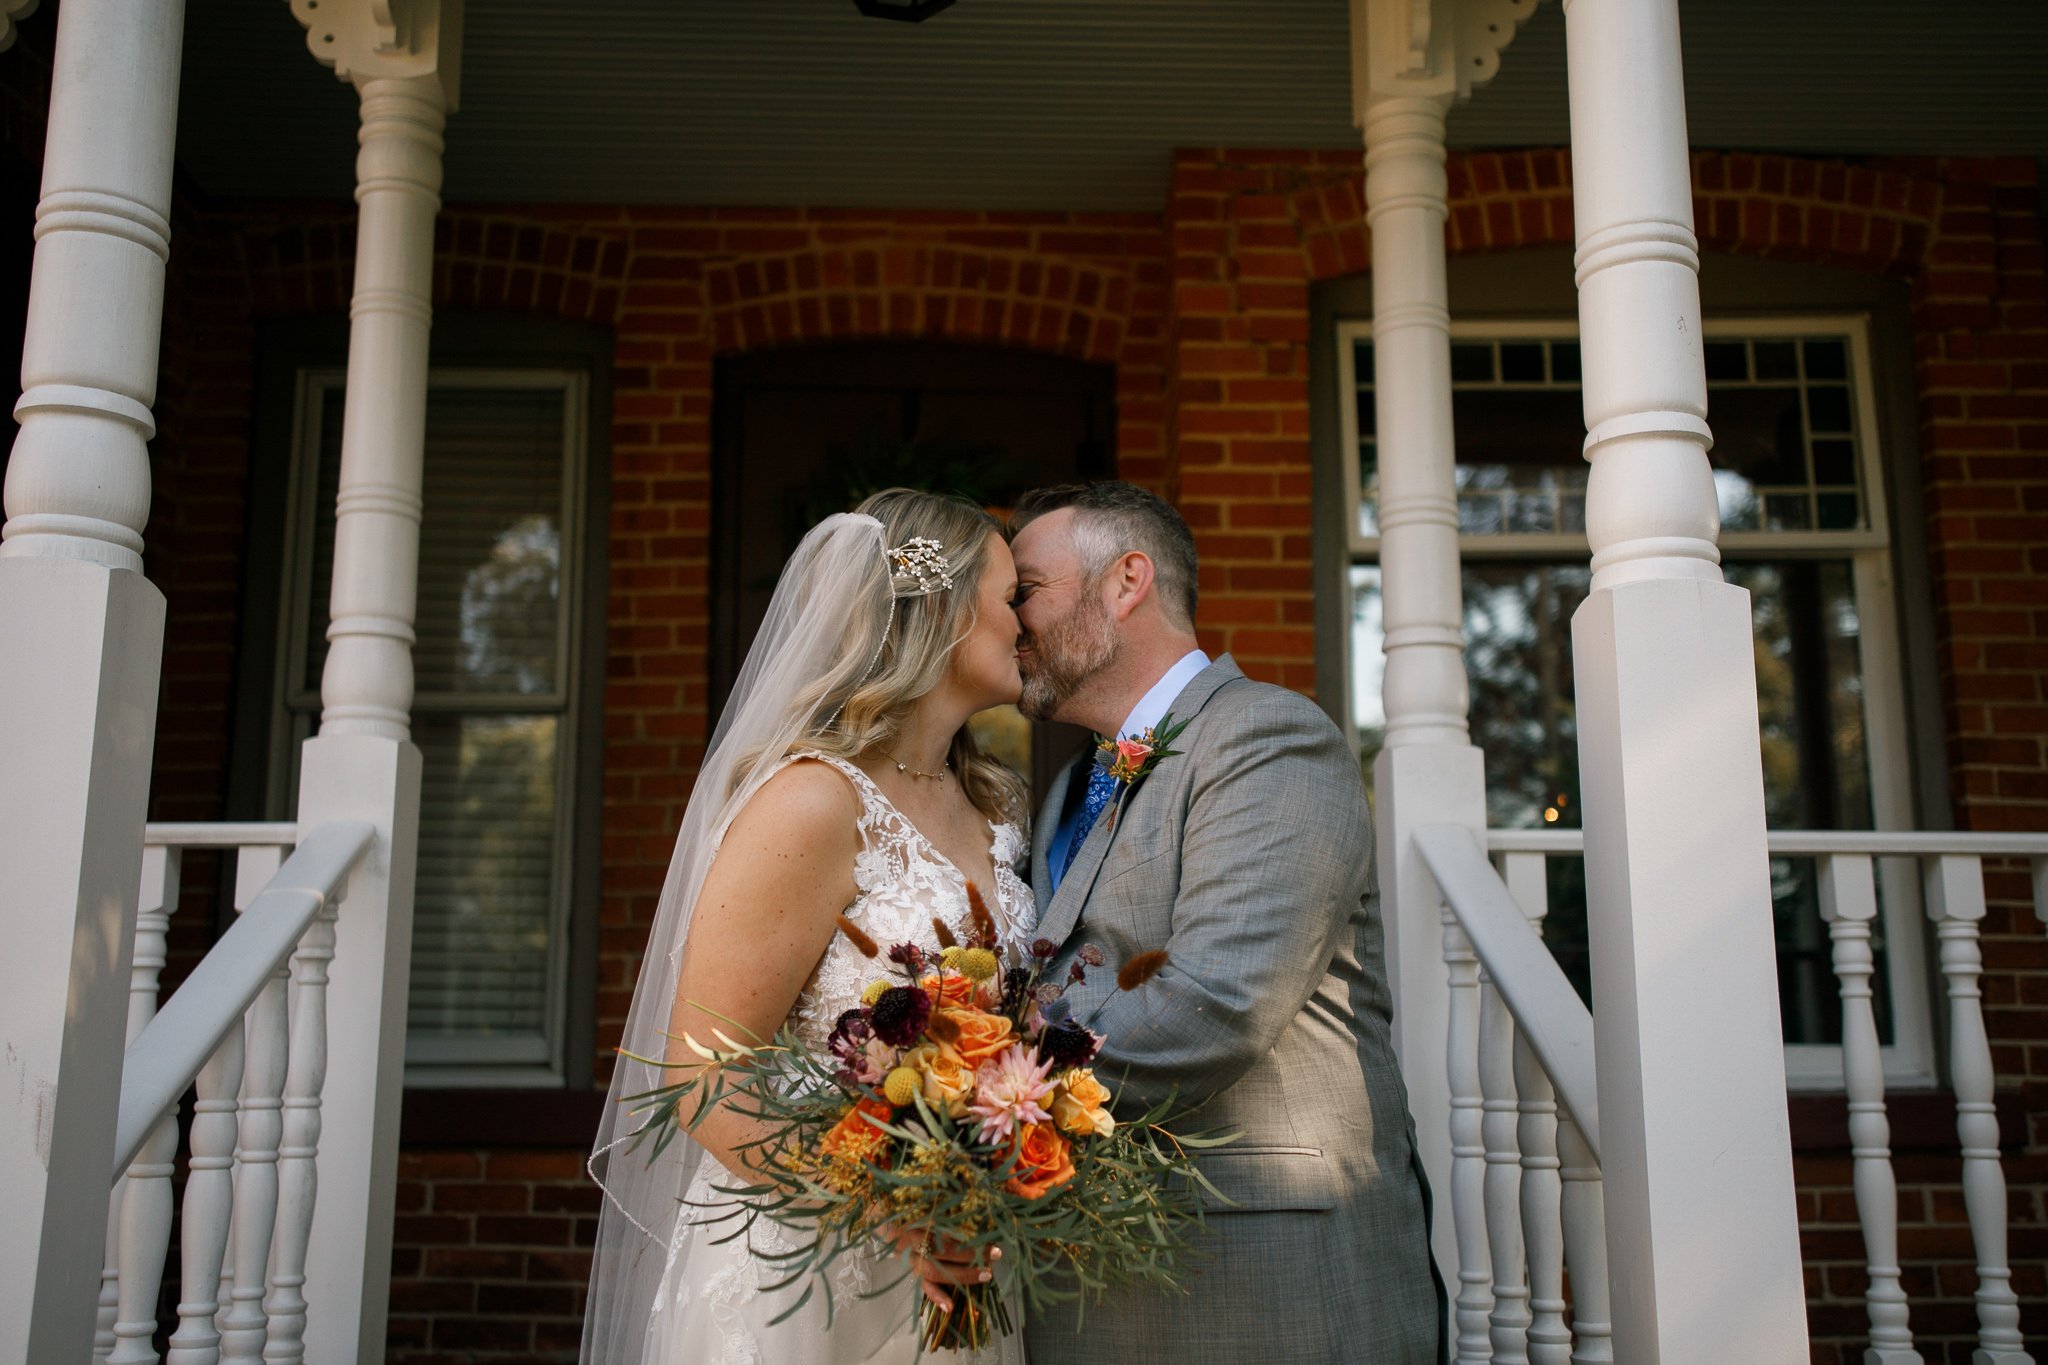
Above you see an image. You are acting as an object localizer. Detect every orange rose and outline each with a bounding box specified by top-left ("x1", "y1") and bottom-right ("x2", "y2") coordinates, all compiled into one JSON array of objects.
[
  {"x1": 920, "y1": 972, "x2": 979, "y2": 1010},
  {"x1": 902, "y1": 1041, "x2": 976, "y2": 1119},
  {"x1": 1003, "y1": 1121, "x2": 1076, "y2": 1200},
  {"x1": 939, "y1": 1007, "x2": 1014, "y2": 1067},
  {"x1": 1050, "y1": 1068, "x2": 1115, "y2": 1138},
  {"x1": 818, "y1": 1097, "x2": 895, "y2": 1166}
]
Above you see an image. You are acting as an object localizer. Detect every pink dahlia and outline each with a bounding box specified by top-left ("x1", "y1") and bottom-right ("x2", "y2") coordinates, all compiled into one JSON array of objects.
[{"x1": 968, "y1": 1043, "x2": 1057, "y2": 1146}]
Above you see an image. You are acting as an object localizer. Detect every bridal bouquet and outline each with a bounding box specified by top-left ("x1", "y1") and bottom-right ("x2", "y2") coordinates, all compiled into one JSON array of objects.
[{"x1": 621, "y1": 884, "x2": 1227, "y2": 1352}]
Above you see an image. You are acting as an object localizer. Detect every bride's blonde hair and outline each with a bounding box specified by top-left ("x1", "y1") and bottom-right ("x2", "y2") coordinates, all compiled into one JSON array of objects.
[{"x1": 739, "y1": 487, "x2": 1029, "y2": 828}]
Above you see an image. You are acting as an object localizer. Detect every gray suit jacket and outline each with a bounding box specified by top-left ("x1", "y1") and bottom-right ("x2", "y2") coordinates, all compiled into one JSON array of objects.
[{"x1": 1023, "y1": 656, "x2": 1442, "y2": 1365}]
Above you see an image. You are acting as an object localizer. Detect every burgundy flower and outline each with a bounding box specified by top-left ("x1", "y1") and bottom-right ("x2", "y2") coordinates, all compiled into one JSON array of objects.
[
  {"x1": 869, "y1": 985, "x2": 933, "y2": 1047},
  {"x1": 827, "y1": 1009, "x2": 877, "y2": 1086},
  {"x1": 1037, "y1": 1018, "x2": 1103, "y2": 1071},
  {"x1": 887, "y1": 942, "x2": 927, "y2": 973},
  {"x1": 1029, "y1": 938, "x2": 1059, "y2": 961}
]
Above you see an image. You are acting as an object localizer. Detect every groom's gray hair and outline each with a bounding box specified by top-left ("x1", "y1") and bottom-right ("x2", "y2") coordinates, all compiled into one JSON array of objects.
[{"x1": 1010, "y1": 482, "x2": 1199, "y2": 629}]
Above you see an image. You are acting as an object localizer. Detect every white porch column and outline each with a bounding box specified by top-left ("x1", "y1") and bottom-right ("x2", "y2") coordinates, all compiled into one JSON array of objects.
[
  {"x1": 0, "y1": 1, "x2": 183, "y2": 1359},
  {"x1": 1561, "y1": 1, "x2": 1807, "y2": 1360},
  {"x1": 1349, "y1": 0, "x2": 1536, "y2": 1295},
  {"x1": 285, "y1": 3, "x2": 459, "y2": 1360}
]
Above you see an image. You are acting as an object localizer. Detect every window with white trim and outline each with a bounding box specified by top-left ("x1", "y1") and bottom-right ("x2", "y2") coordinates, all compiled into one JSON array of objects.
[
  {"x1": 1339, "y1": 318, "x2": 1934, "y2": 1090},
  {"x1": 272, "y1": 368, "x2": 591, "y2": 1085}
]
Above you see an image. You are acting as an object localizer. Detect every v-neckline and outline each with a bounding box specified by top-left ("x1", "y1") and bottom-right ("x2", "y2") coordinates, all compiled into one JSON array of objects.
[{"x1": 838, "y1": 760, "x2": 1009, "y2": 909}]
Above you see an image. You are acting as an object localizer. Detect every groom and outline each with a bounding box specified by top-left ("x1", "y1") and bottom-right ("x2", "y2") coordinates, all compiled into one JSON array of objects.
[{"x1": 1008, "y1": 482, "x2": 1443, "y2": 1364}]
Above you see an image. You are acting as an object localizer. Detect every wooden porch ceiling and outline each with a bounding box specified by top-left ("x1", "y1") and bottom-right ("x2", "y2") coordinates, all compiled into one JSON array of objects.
[{"x1": 167, "y1": 0, "x2": 2048, "y2": 211}]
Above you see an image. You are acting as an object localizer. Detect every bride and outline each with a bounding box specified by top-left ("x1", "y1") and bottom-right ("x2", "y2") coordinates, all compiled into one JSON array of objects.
[{"x1": 584, "y1": 489, "x2": 1037, "y2": 1364}]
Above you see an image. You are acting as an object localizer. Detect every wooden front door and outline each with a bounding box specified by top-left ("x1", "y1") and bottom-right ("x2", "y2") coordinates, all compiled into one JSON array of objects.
[{"x1": 712, "y1": 340, "x2": 1114, "y2": 802}]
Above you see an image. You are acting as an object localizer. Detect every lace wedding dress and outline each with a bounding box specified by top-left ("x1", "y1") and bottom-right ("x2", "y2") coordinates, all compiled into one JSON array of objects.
[{"x1": 639, "y1": 754, "x2": 1037, "y2": 1365}]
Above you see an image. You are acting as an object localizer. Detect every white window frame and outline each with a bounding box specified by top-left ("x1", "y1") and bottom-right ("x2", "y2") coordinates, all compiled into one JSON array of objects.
[
  {"x1": 269, "y1": 366, "x2": 591, "y2": 1087},
  {"x1": 1337, "y1": 314, "x2": 1936, "y2": 1090}
]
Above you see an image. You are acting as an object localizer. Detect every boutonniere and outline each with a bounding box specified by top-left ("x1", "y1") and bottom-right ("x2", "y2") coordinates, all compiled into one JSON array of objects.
[{"x1": 1094, "y1": 712, "x2": 1192, "y2": 829}]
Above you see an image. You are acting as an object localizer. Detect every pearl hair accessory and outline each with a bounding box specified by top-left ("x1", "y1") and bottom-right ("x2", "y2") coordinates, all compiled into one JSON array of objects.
[{"x1": 888, "y1": 537, "x2": 955, "y2": 597}]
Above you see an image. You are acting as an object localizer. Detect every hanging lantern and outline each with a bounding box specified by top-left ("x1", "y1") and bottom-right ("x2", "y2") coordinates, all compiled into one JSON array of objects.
[{"x1": 854, "y1": 0, "x2": 956, "y2": 20}]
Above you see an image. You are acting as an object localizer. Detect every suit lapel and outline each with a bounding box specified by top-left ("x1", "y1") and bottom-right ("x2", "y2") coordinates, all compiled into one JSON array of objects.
[{"x1": 1032, "y1": 655, "x2": 1247, "y2": 949}]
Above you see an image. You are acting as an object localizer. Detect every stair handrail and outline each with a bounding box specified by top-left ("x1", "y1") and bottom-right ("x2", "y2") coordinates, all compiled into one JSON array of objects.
[
  {"x1": 1415, "y1": 823, "x2": 1601, "y2": 1162},
  {"x1": 110, "y1": 820, "x2": 375, "y2": 1176}
]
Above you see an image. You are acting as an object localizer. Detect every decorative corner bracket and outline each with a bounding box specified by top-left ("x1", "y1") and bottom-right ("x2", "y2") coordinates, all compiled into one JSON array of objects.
[
  {"x1": 287, "y1": 0, "x2": 463, "y2": 107},
  {"x1": 0, "y1": 0, "x2": 40, "y2": 55},
  {"x1": 1352, "y1": 0, "x2": 1544, "y2": 119}
]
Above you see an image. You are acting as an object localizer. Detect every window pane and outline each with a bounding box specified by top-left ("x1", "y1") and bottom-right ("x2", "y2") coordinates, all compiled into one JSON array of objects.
[
  {"x1": 1450, "y1": 342, "x2": 1495, "y2": 382},
  {"x1": 305, "y1": 385, "x2": 569, "y2": 697},
  {"x1": 1348, "y1": 557, "x2": 1886, "y2": 1041},
  {"x1": 1349, "y1": 330, "x2": 1873, "y2": 539},
  {"x1": 288, "y1": 372, "x2": 582, "y2": 1078},
  {"x1": 1350, "y1": 565, "x2": 1387, "y2": 784},
  {"x1": 1450, "y1": 390, "x2": 1587, "y2": 534},
  {"x1": 408, "y1": 712, "x2": 561, "y2": 1056}
]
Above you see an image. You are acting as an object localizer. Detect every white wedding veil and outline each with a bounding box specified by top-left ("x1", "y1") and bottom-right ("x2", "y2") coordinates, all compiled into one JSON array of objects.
[{"x1": 581, "y1": 511, "x2": 904, "y2": 1364}]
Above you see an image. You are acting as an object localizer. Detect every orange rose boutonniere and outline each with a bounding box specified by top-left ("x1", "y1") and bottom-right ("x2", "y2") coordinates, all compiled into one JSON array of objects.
[{"x1": 1094, "y1": 712, "x2": 1193, "y2": 828}]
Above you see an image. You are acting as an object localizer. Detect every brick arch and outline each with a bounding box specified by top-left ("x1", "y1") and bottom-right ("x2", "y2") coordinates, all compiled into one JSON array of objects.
[
  {"x1": 235, "y1": 210, "x2": 633, "y2": 323},
  {"x1": 1283, "y1": 149, "x2": 1946, "y2": 284},
  {"x1": 702, "y1": 244, "x2": 1132, "y2": 363}
]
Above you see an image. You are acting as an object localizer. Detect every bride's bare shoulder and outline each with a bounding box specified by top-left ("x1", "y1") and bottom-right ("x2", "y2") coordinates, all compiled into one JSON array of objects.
[{"x1": 722, "y1": 755, "x2": 862, "y2": 851}]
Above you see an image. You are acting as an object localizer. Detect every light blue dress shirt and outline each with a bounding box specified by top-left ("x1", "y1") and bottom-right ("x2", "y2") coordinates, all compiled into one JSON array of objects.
[{"x1": 1046, "y1": 648, "x2": 1210, "y2": 891}]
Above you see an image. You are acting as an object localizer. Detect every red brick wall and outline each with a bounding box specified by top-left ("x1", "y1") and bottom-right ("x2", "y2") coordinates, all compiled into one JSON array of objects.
[{"x1": 3, "y1": 13, "x2": 2040, "y2": 1339}]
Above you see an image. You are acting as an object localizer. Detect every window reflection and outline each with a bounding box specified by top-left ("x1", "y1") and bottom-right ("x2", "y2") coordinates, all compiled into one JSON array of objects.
[
  {"x1": 1351, "y1": 558, "x2": 1890, "y2": 1045},
  {"x1": 1352, "y1": 334, "x2": 1869, "y2": 539}
]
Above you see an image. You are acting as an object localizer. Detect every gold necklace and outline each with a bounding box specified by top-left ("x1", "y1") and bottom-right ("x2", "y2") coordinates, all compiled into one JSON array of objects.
[{"x1": 882, "y1": 749, "x2": 951, "y2": 781}]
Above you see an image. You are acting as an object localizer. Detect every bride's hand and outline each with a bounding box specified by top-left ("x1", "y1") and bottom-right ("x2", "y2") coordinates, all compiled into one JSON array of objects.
[{"x1": 881, "y1": 1224, "x2": 1000, "y2": 1310}]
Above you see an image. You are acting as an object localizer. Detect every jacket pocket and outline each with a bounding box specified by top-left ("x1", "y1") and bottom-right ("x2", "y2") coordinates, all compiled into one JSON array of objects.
[{"x1": 1187, "y1": 1145, "x2": 1337, "y2": 1214}]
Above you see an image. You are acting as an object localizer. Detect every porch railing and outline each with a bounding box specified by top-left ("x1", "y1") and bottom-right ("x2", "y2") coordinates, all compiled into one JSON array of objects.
[
  {"x1": 1416, "y1": 823, "x2": 2048, "y2": 1365},
  {"x1": 98, "y1": 821, "x2": 374, "y2": 1365}
]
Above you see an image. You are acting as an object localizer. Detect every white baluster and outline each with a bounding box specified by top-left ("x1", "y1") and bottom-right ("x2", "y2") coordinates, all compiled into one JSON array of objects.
[
  {"x1": 263, "y1": 891, "x2": 337, "y2": 1364},
  {"x1": 98, "y1": 847, "x2": 180, "y2": 1358},
  {"x1": 219, "y1": 844, "x2": 290, "y2": 1365},
  {"x1": 213, "y1": 846, "x2": 281, "y2": 1348},
  {"x1": 166, "y1": 1028, "x2": 243, "y2": 1365},
  {"x1": 1516, "y1": 1034, "x2": 1571, "y2": 1365},
  {"x1": 104, "y1": 846, "x2": 185, "y2": 1364},
  {"x1": 1557, "y1": 1114, "x2": 1612, "y2": 1365},
  {"x1": 1819, "y1": 854, "x2": 1920, "y2": 1364},
  {"x1": 97, "y1": 1179, "x2": 123, "y2": 1362},
  {"x1": 1482, "y1": 980, "x2": 1531, "y2": 1363},
  {"x1": 1923, "y1": 856, "x2": 2033, "y2": 1365},
  {"x1": 1446, "y1": 917, "x2": 1493, "y2": 1364},
  {"x1": 1500, "y1": 851, "x2": 1570, "y2": 1365}
]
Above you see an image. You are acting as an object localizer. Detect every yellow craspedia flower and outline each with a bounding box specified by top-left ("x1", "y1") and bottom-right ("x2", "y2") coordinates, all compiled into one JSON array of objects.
[
  {"x1": 939, "y1": 946, "x2": 965, "y2": 970},
  {"x1": 956, "y1": 947, "x2": 1000, "y2": 982},
  {"x1": 861, "y1": 980, "x2": 891, "y2": 1006},
  {"x1": 883, "y1": 1066, "x2": 922, "y2": 1106}
]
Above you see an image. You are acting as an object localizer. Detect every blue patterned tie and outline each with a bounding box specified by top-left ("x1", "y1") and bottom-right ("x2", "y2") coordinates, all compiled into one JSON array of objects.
[{"x1": 1057, "y1": 763, "x2": 1120, "y2": 887}]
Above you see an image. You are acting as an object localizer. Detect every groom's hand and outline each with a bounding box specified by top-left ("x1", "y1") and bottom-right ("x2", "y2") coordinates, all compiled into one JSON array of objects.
[{"x1": 880, "y1": 1224, "x2": 1000, "y2": 1310}]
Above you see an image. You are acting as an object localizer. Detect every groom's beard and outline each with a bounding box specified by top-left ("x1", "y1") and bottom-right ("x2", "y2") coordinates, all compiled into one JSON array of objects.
[{"x1": 1018, "y1": 595, "x2": 1121, "y2": 722}]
